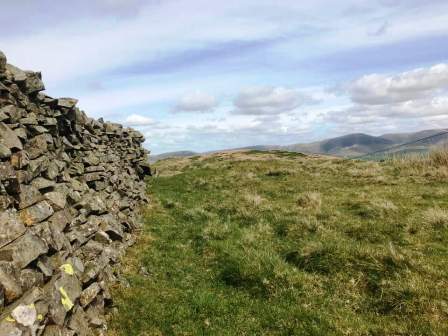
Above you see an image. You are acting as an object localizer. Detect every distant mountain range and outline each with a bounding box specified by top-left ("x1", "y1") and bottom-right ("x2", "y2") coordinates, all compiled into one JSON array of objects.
[
  {"x1": 150, "y1": 151, "x2": 198, "y2": 163},
  {"x1": 150, "y1": 128, "x2": 448, "y2": 162}
]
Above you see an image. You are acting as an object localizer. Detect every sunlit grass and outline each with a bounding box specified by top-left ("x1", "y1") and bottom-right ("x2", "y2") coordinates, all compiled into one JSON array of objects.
[{"x1": 109, "y1": 150, "x2": 448, "y2": 336}]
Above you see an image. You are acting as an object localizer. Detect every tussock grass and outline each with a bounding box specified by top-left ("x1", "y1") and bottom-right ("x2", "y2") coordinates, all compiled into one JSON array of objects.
[
  {"x1": 297, "y1": 191, "x2": 322, "y2": 211},
  {"x1": 423, "y1": 207, "x2": 448, "y2": 229},
  {"x1": 391, "y1": 146, "x2": 448, "y2": 172},
  {"x1": 110, "y1": 150, "x2": 448, "y2": 336}
]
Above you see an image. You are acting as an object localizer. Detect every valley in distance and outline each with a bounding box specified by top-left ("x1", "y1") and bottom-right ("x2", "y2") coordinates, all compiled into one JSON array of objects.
[{"x1": 150, "y1": 128, "x2": 448, "y2": 162}]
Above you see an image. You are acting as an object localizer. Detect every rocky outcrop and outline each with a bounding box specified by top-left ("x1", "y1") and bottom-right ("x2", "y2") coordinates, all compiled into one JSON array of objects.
[{"x1": 0, "y1": 51, "x2": 150, "y2": 335}]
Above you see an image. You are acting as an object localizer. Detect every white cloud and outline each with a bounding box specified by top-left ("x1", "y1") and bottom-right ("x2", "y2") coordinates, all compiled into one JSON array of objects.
[
  {"x1": 3, "y1": 1, "x2": 448, "y2": 154},
  {"x1": 323, "y1": 63, "x2": 448, "y2": 134},
  {"x1": 233, "y1": 86, "x2": 316, "y2": 115},
  {"x1": 123, "y1": 114, "x2": 155, "y2": 126},
  {"x1": 174, "y1": 91, "x2": 217, "y2": 113},
  {"x1": 349, "y1": 63, "x2": 448, "y2": 105}
]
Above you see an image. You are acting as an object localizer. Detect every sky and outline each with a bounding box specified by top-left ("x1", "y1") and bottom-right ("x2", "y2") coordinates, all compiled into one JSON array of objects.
[{"x1": 2, "y1": 0, "x2": 448, "y2": 154}]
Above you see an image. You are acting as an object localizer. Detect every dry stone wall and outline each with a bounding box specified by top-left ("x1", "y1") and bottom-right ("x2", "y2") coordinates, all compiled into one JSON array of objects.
[{"x1": 0, "y1": 51, "x2": 151, "y2": 335}]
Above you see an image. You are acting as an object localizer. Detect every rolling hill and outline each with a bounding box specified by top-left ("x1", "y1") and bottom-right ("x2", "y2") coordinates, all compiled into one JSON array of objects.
[
  {"x1": 152, "y1": 128, "x2": 448, "y2": 161},
  {"x1": 110, "y1": 149, "x2": 448, "y2": 335}
]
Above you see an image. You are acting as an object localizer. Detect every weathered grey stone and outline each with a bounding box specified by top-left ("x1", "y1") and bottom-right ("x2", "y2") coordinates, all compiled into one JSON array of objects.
[
  {"x1": 82, "y1": 152, "x2": 100, "y2": 166},
  {"x1": 82, "y1": 172, "x2": 103, "y2": 182},
  {"x1": 0, "y1": 144, "x2": 11, "y2": 159},
  {"x1": 0, "y1": 233, "x2": 48, "y2": 268},
  {"x1": 79, "y1": 282, "x2": 101, "y2": 308},
  {"x1": 0, "y1": 50, "x2": 6, "y2": 72},
  {"x1": 44, "y1": 192, "x2": 66, "y2": 211},
  {"x1": 6, "y1": 64, "x2": 27, "y2": 82},
  {"x1": 0, "y1": 262, "x2": 23, "y2": 303},
  {"x1": 67, "y1": 306, "x2": 90, "y2": 336},
  {"x1": 54, "y1": 272, "x2": 82, "y2": 313},
  {"x1": 11, "y1": 303, "x2": 37, "y2": 327},
  {"x1": 57, "y1": 98, "x2": 78, "y2": 109},
  {"x1": 0, "y1": 50, "x2": 151, "y2": 335},
  {"x1": 94, "y1": 231, "x2": 111, "y2": 245},
  {"x1": 28, "y1": 156, "x2": 50, "y2": 179},
  {"x1": 25, "y1": 71, "x2": 45, "y2": 94},
  {"x1": 42, "y1": 325, "x2": 64, "y2": 336},
  {"x1": 82, "y1": 195, "x2": 106, "y2": 215},
  {"x1": 37, "y1": 256, "x2": 54, "y2": 277},
  {"x1": 19, "y1": 201, "x2": 54, "y2": 226},
  {"x1": 0, "y1": 319, "x2": 23, "y2": 335},
  {"x1": 18, "y1": 185, "x2": 41, "y2": 209},
  {"x1": 0, "y1": 122, "x2": 22, "y2": 150},
  {"x1": 0, "y1": 174, "x2": 20, "y2": 195},
  {"x1": 13, "y1": 127, "x2": 27, "y2": 141},
  {"x1": 0, "y1": 105, "x2": 21, "y2": 122},
  {"x1": 47, "y1": 209, "x2": 72, "y2": 233},
  {"x1": 25, "y1": 134, "x2": 48, "y2": 159},
  {"x1": 32, "y1": 177, "x2": 56, "y2": 190},
  {"x1": 10, "y1": 151, "x2": 29, "y2": 169},
  {"x1": 0, "y1": 194, "x2": 14, "y2": 211},
  {"x1": 20, "y1": 113, "x2": 37, "y2": 125},
  {"x1": 45, "y1": 162, "x2": 60, "y2": 180},
  {"x1": 20, "y1": 268, "x2": 44, "y2": 292},
  {"x1": 0, "y1": 210, "x2": 27, "y2": 249}
]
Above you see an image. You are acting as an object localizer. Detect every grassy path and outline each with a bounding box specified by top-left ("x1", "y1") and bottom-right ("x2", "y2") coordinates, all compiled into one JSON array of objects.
[{"x1": 109, "y1": 151, "x2": 448, "y2": 336}]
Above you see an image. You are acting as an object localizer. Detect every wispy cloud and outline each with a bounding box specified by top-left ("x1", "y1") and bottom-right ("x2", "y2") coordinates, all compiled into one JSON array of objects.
[
  {"x1": 233, "y1": 86, "x2": 317, "y2": 115},
  {"x1": 173, "y1": 91, "x2": 217, "y2": 113},
  {"x1": 2, "y1": 0, "x2": 448, "y2": 154}
]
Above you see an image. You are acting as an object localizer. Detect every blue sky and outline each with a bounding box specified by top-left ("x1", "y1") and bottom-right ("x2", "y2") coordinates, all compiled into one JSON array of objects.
[{"x1": 2, "y1": 0, "x2": 448, "y2": 154}]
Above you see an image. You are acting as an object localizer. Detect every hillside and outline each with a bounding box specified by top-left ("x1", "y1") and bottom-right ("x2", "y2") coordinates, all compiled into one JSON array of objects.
[
  {"x1": 284, "y1": 133, "x2": 395, "y2": 157},
  {"x1": 150, "y1": 151, "x2": 198, "y2": 163},
  {"x1": 109, "y1": 150, "x2": 448, "y2": 335},
  {"x1": 153, "y1": 129, "x2": 448, "y2": 161}
]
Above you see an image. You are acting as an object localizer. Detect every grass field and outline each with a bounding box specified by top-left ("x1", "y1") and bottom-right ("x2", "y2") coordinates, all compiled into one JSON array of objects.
[{"x1": 109, "y1": 150, "x2": 448, "y2": 336}]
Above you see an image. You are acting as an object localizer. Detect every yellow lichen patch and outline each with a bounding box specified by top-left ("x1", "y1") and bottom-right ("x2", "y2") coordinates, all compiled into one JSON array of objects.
[
  {"x1": 59, "y1": 287, "x2": 74, "y2": 311},
  {"x1": 60, "y1": 263, "x2": 74, "y2": 275},
  {"x1": 5, "y1": 316, "x2": 15, "y2": 323},
  {"x1": 19, "y1": 211, "x2": 34, "y2": 226}
]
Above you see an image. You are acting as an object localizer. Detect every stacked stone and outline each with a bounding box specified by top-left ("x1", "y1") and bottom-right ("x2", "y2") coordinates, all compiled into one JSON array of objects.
[{"x1": 0, "y1": 51, "x2": 151, "y2": 335}]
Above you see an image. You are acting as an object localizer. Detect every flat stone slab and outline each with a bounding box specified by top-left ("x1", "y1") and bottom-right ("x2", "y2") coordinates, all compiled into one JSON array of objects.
[{"x1": 0, "y1": 210, "x2": 27, "y2": 249}]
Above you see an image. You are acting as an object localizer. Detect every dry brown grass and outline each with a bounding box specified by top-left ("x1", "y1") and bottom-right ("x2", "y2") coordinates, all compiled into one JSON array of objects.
[
  {"x1": 391, "y1": 146, "x2": 448, "y2": 170},
  {"x1": 297, "y1": 191, "x2": 322, "y2": 211},
  {"x1": 243, "y1": 192, "x2": 265, "y2": 207},
  {"x1": 423, "y1": 207, "x2": 448, "y2": 229}
]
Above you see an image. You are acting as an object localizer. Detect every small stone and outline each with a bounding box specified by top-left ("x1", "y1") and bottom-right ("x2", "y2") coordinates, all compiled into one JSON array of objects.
[
  {"x1": 6, "y1": 64, "x2": 27, "y2": 82},
  {"x1": 0, "y1": 144, "x2": 11, "y2": 159},
  {"x1": 25, "y1": 71, "x2": 45, "y2": 94},
  {"x1": 0, "y1": 319, "x2": 23, "y2": 335},
  {"x1": 57, "y1": 98, "x2": 78, "y2": 109},
  {"x1": 42, "y1": 325, "x2": 64, "y2": 336},
  {"x1": 11, "y1": 303, "x2": 37, "y2": 327},
  {"x1": 44, "y1": 192, "x2": 66, "y2": 211},
  {"x1": 32, "y1": 177, "x2": 56, "y2": 190},
  {"x1": 0, "y1": 122, "x2": 22, "y2": 150},
  {"x1": 79, "y1": 282, "x2": 101, "y2": 307},
  {"x1": 18, "y1": 185, "x2": 42, "y2": 209},
  {"x1": 68, "y1": 306, "x2": 90, "y2": 336},
  {"x1": 19, "y1": 201, "x2": 54, "y2": 226},
  {"x1": 83, "y1": 152, "x2": 100, "y2": 166},
  {"x1": 20, "y1": 269, "x2": 44, "y2": 292},
  {"x1": 0, "y1": 263, "x2": 23, "y2": 303},
  {"x1": 26, "y1": 134, "x2": 48, "y2": 159},
  {"x1": 0, "y1": 210, "x2": 27, "y2": 249},
  {"x1": 9, "y1": 233, "x2": 48, "y2": 268},
  {"x1": 0, "y1": 50, "x2": 6, "y2": 72},
  {"x1": 10, "y1": 151, "x2": 30, "y2": 169}
]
